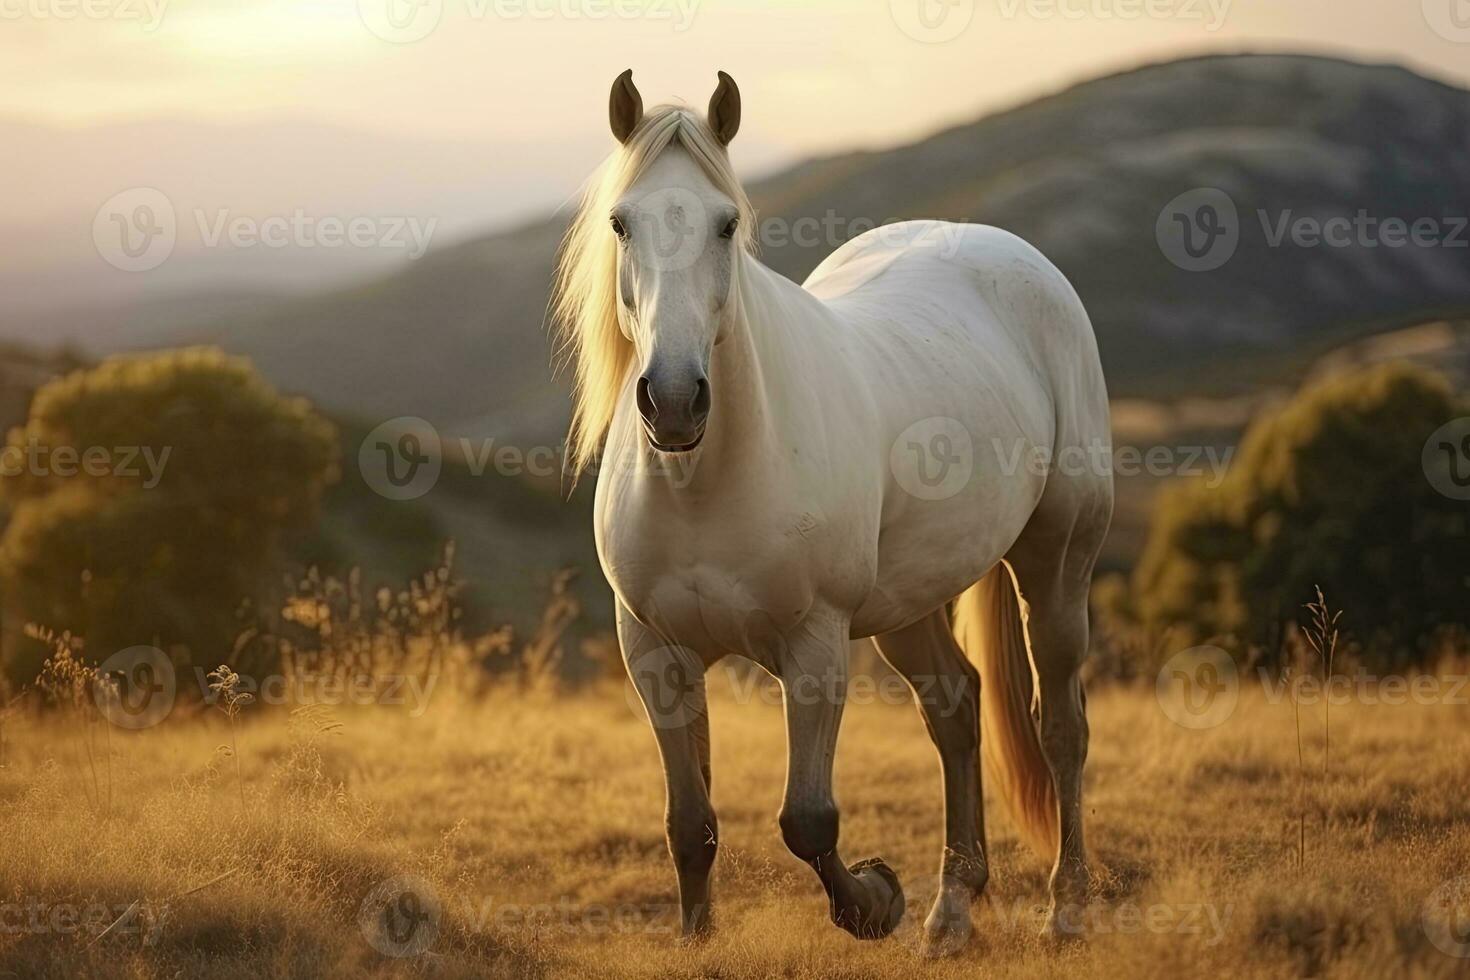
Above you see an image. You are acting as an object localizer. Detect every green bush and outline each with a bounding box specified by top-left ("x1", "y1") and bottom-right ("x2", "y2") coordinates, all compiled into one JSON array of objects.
[
  {"x1": 0, "y1": 348, "x2": 339, "y2": 686},
  {"x1": 1127, "y1": 361, "x2": 1469, "y2": 670}
]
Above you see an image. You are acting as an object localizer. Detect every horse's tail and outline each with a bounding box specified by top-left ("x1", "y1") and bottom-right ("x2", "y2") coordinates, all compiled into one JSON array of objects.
[{"x1": 951, "y1": 563, "x2": 1057, "y2": 859}]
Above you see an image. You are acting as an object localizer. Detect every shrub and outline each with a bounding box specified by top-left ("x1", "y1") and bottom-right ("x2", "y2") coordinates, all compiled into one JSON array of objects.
[
  {"x1": 0, "y1": 348, "x2": 339, "y2": 685},
  {"x1": 1127, "y1": 361, "x2": 1468, "y2": 670}
]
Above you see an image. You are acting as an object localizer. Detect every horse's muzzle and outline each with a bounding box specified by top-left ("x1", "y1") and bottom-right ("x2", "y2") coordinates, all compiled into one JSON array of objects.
[{"x1": 637, "y1": 373, "x2": 709, "y2": 453}]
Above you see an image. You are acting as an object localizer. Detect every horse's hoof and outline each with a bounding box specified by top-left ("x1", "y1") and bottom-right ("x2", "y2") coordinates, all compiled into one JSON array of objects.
[
  {"x1": 1040, "y1": 904, "x2": 1086, "y2": 943},
  {"x1": 920, "y1": 892, "x2": 973, "y2": 957},
  {"x1": 842, "y1": 857, "x2": 905, "y2": 940},
  {"x1": 676, "y1": 907, "x2": 714, "y2": 945}
]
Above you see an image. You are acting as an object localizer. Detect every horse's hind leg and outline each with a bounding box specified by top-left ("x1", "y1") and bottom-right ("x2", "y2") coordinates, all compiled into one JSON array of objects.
[
  {"x1": 871, "y1": 609, "x2": 986, "y2": 954},
  {"x1": 1006, "y1": 484, "x2": 1110, "y2": 939}
]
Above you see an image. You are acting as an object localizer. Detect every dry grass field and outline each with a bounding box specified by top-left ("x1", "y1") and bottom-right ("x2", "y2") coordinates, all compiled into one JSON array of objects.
[{"x1": 2, "y1": 669, "x2": 1469, "y2": 979}]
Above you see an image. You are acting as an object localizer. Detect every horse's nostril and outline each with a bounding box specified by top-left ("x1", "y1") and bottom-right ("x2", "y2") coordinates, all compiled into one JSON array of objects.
[
  {"x1": 690, "y1": 377, "x2": 711, "y2": 424},
  {"x1": 636, "y1": 375, "x2": 658, "y2": 424}
]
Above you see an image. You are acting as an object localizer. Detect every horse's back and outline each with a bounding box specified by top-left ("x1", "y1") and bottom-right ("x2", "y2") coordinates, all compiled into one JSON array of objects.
[
  {"x1": 804, "y1": 220, "x2": 1109, "y2": 437},
  {"x1": 800, "y1": 221, "x2": 1110, "y2": 635}
]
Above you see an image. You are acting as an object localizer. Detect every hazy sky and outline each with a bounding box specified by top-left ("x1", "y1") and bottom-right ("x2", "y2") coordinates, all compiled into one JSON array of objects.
[
  {"x1": 13, "y1": 0, "x2": 1470, "y2": 162},
  {"x1": 6, "y1": 0, "x2": 1470, "y2": 325}
]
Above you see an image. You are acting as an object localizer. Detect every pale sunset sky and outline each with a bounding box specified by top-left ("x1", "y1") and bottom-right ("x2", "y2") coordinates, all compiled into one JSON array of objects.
[
  {"x1": 13, "y1": 0, "x2": 1470, "y2": 165},
  {"x1": 5, "y1": 0, "x2": 1468, "y2": 321}
]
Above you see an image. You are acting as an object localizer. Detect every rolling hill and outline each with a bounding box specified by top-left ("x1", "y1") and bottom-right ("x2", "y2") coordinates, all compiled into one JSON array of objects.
[
  {"x1": 131, "y1": 52, "x2": 1470, "y2": 441},
  {"x1": 70, "y1": 52, "x2": 1470, "y2": 643}
]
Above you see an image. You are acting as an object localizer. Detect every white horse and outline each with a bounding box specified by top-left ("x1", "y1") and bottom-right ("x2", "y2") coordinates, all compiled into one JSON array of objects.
[{"x1": 552, "y1": 70, "x2": 1113, "y2": 950}]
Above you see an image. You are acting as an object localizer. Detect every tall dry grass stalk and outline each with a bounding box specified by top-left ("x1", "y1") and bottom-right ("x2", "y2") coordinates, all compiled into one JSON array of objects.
[
  {"x1": 1284, "y1": 652, "x2": 1306, "y2": 870},
  {"x1": 30, "y1": 624, "x2": 112, "y2": 816},
  {"x1": 1282, "y1": 587, "x2": 1345, "y2": 871},
  {"x1": 207, "y1": 665, "x2": 254, "y2": 809},
  {"x1": 1301, "y1": 586, "x2": 1342, "y2": 777}
]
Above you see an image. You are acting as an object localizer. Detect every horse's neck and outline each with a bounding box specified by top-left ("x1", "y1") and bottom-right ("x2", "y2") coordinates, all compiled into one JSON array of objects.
[{"x1": 701, "y1": 255, "x2": 822, "y2": 473}]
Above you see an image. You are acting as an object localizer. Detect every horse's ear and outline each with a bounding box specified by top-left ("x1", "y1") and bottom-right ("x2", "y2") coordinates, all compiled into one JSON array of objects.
[
  {"x1": 706, "y1": 70, "x2": 740, "y2": 146},
  {"x1": 609, "y1": 68, "x2": 643, "y2": 144}
]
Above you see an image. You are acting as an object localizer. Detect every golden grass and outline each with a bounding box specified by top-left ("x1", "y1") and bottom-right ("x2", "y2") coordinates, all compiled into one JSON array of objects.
[{"x1": 1, "y1": 677, "x2": 1468, "y2": 978}]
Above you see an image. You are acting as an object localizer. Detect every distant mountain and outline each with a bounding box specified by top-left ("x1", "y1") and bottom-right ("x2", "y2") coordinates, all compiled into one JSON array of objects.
[
  {"x1": 40, "y1": 52, "x2": 1469, "y2": 642},
  {"x1": 125, "y1": 53, "x2": 1470, "y2": 443}
]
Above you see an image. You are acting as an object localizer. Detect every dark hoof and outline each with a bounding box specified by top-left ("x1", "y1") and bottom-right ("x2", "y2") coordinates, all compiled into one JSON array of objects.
[
  {"x1": 840, "y1": 858, "x2": 905, "y2": 940},
  {"x1": 676, "y1": 906, "x2": 714, "y2": 944}
]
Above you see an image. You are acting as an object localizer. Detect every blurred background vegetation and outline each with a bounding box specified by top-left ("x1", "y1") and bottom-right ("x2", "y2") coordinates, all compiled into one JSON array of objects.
[
  {"x1": 1, "y1": 54, "x2": 1468, "y2": 697},
  {"x1": 1096, "y1": 360, "x2": 1470, "y2": 676}
]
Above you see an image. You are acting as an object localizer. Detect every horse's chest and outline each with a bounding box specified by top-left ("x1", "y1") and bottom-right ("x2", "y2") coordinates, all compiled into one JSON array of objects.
[{"x1": 598, "y1": 502, "x2": 850, "y2": 659}]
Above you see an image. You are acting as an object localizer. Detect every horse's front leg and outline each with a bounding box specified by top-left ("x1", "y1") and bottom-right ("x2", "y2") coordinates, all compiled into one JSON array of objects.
[
  {"x1": 776, "y1": 616, "x2": 905, "y2": 940},
  {"x1": 618, "y1": 603, "x2": 718, "y2": 939}
]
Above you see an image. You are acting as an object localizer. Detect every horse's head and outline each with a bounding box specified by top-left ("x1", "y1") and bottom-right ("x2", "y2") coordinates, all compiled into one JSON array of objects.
[
  {"x1": 607, "y1": 69, "x2": 745, "y2": 453},
  {"x1": 552, "y1": 70, "x2": 754, "y2": 470}
]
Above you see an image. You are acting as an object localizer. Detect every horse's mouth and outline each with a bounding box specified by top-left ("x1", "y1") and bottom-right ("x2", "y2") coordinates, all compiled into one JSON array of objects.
[{"x1": 644, "y1": 424, "x2": 705, "y2": 454}]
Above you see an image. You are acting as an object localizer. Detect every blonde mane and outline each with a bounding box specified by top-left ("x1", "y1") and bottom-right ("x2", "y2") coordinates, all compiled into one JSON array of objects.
[{"x1": 551, "y1": 104, "x2": 755, "y2": 475}]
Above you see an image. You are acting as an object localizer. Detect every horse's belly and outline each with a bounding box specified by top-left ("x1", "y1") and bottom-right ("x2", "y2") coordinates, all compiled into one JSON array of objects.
[
  {"x1": 850, "y1": 465, "x2": 1047, "y2": 636},
  {"x1": 850, "y1": 546, "x2": 996, "y2": 637}
]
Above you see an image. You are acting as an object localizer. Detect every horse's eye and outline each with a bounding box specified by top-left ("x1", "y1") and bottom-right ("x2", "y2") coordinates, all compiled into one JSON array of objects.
[
  {"x1": 610, "y1": 215, "x2": 628, "y2": 241},
  {"x1": 719, "y1": 216, "x2": 739, "y2": 240}
]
